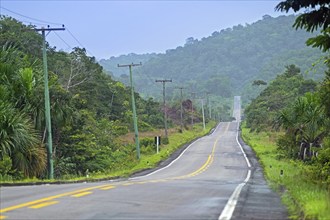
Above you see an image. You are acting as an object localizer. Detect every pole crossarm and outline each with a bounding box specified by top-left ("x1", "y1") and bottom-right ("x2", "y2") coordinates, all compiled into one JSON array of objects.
[
  {"x1": 118, "y1": 62, "x2": 142, "y2": 159},
  {"x1": 155, "y1": 79, "x2": 172, "y2": 83},
  {"x1": 117, "y1": 62, "x2": 142, "y2": 68},
  {"x1": 35, "y1": 27, "x2": 65, "y2": 32}
]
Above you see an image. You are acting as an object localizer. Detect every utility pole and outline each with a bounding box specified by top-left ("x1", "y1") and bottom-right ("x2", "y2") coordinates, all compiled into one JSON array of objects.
[
  {"x1": 155, "y1": 79, "x2": 172, "y2": 138},
  {"x1": 206, "y1": 92, "x2": 212, "y2": 119},
  {"x1": 176, "y1": 87, "x2": 185, "y2": 132},
  {"x1": 118, "y1": 62, "x2": 142, "y2": 159},
  {"x1": 35, "y1": 26, "x2": 65, "y2": 179},
  {"x1": 191, "y1": 92, "x2": 196, "y2": 127},
  {"x1": 201, "y1": 99, "x2": 206, "y2": 130}
]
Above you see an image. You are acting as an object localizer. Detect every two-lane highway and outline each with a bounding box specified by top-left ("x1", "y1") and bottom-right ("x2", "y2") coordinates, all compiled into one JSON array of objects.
[{"x1": 1, "y1": 96, "x2": 251, "y2": 220}]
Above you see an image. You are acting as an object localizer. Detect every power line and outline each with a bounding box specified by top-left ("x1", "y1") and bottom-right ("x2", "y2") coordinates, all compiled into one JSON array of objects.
[
  {"x1": 1, "y1": 6, "x2": 63, "y2": 26},
  {"x1": 52, "y1": 31, "x2": 72, "y2": 50},
  {"x1": 16, "y1": 19, "x2": 47, "y2": 26},
  {"x1": 66, "y1": 27, "x2": 95, "y2": 57},
  {"x1": 1, "y1": 7, "x2": 96, "y2": 58}
]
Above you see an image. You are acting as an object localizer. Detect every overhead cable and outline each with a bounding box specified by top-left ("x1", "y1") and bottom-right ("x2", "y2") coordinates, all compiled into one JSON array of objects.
[{"x1": 1, "y1": 6, "x2": 63, "y2": 26}]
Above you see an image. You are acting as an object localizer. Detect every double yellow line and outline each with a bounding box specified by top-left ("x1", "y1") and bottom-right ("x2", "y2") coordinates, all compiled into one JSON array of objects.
[
  {"x1": 0, "y1": 184, "x2": 115, "y2": 217},
  {"x1": 0, "y1": 123, "x2": 230, "y2": 219}
]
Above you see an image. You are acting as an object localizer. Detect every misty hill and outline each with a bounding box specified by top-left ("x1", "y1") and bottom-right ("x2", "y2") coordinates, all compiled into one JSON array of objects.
[
  {"x1": 100, "y1": 15, "x2": 325, "y2": 103},
  {"x1": 99, "y1": 53, "x2": 158, "y2": 77}
]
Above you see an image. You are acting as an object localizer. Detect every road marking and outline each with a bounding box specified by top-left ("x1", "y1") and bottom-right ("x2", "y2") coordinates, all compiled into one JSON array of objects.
[
  {"x1": 0, "y1": 122, "x2": 227, "y2": 215},
  {"x1": 0, "y1": 184, "x2": 111, "y2": 214},
  {"x1": 218, "y1": 121, "x2": 252, "y2": 220},
  {"x1": 71, "y1": 191, "x2": 92, "y2": 198},
  {"x1": 131, "y1": 138, "x2": 202, "y2": 179},
  {"x1": 135, "y1": 181, "x2": 147, "y2": 184},
  {"x1": 235, "y1": 123, "x2": 251, "y2": 168},
  {"x1": 28, "y1": 200, "x2": 59, "y2": 209},
  {"x1": 100, "y1": 185, "x2": 116, "y2": 190},
  {"x1": 122, "y1": 182, "x2": 135, "y2": 186},
  {"x1": 0, "y1": 215, "x2": 7, "y2": 219}
]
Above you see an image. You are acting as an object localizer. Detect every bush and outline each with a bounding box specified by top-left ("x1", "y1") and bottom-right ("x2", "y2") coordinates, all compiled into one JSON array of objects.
[
  {"x1": 277, "y1": 134, "x2": 299, "y2": 159},
  {"x1": 311, "y1": 148, "x2": 330, "y2": 186},
  {"x1": 140, "y1": 137, "x2": 156, "y2": 155},
  {"x1": 162, "y1": 137, "x2": 169, "y2": 145}
]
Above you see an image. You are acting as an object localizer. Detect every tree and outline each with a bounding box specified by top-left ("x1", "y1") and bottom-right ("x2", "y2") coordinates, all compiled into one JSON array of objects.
[
  {"x1": 252, "y1": 80, "x2": 267, "y2": 86},
  {"x1": 0, "y1": 16, "x2": 43, "y2": 59},
  {"x1": 0, "y1": 101, "x2": 46, "y2": 177},
  {"x1": 245, "y1": 65, "x2": 316, "y2": 131},
  {"x1": 276, "y1": 0, "x2": 330, "y2": 52},
  {"x1": 275, "y1": 93, "x2": 330, "y2": 160}
]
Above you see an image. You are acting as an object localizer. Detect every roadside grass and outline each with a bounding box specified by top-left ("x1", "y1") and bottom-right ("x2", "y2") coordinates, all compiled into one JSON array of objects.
[
  {"x1": 0, "y1": 122, "x2": 216, "y2": 184},
  {"x1": 241, "y1": 123, "x2": 330, "y2": 219}
]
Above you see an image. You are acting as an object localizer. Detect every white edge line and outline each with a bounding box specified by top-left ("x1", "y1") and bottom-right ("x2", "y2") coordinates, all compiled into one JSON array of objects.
[
  {"x1": 218, "y1": 122, "x2": 252, "y2": 220},
  {"x1": 236, "y1": 123, "x2": 251, "y2": 168},
  {"x1": 130, "y1": 122, "x2": 222, "y2": 180}
]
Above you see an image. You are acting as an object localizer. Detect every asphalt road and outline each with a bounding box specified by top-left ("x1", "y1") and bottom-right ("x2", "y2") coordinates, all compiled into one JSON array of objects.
[{"x1": 0, "y1": 96, "x2": 287, "y2": 220}]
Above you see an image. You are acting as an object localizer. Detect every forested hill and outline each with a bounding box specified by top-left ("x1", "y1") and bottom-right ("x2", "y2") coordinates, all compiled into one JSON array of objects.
[
  {"x1": 100, "y1": 15, "x2": 325, "y2": 102},
  {"x1": 99, "y1": 53, "x2": 158, "y2": 77}
]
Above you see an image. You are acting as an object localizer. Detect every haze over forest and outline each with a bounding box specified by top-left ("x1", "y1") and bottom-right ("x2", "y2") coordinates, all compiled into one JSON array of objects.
[{"x1": 99, "y1": 15, "x2": 325, "y2": 104}]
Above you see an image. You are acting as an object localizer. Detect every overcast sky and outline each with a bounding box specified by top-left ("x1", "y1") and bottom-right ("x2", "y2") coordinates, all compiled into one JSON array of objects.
[{"x1": 1, "y1": 0, "x2": 290, "y2": 59}]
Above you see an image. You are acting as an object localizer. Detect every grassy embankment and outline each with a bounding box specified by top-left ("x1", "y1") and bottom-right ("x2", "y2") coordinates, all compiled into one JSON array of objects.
[
  {"x1": 241, "y1": 123, "x2": 330, "y2": 219},
  {"x1": 0, "y1": 122, "x2": 216, "y2": 184}
]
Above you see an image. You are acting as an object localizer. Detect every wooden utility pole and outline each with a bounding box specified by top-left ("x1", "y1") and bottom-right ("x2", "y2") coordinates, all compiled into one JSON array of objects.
[
  {"x1": 118, "y1": 62, "x2": 142, "y2": 159},
  {"x1": 206, "y1": 92, "x2": 212, "y2": 119},
  {"x1": 155, "y1": 79, "x2": 172, "y2": 138},
  {"x1": 35, "y1": 26, "x2": 65, "y2": 179},
  {"x1": 201, "y1": 99, "x2": 206, "y2": 130},
  {"x1": 191, "y1": 92, "x2": 196, "y2": 127},
  {"x1": 176, "y1": 87, "x2": 185, "y2": 132}
]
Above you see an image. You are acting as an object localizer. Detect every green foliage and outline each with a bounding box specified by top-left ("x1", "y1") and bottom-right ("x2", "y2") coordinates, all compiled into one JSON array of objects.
[
  {"x1": 100, "y1": 15, "x2": 325, "y2": 106},
  {"x1": 275, "y1": 92, "x2": 330, "y2": 160},
  {"x1": 0, "y1": 16, "x2": 168, "y2": 181},
  {"x1": 319, "y1": 65, "x2": 330, "y2": 117},
  {"x1": 245, "y1": 65, "x2": 317, "y2": 131},
  {"x1": 140, "y1": 137, "x2": 156, "y2": 155},
  {"x1": 242, "y1": 124, "x2": 330, "y2": 219},
  {"x1": 0, "y1": 155, "x2": 14, "y2": 179},
  {"x1": 276, "y1": 0, "x2": 330, "y2": 52}
]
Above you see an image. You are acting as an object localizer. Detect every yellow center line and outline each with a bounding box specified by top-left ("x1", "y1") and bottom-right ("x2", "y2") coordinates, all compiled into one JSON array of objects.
[
  {"x1": 0, "y1": 184, "x2": 112, "y2": 213},
  {"x1": 28, "y1": 200, "x2": 59, "y2": 209},
  {"x1": 122, "y1": 182, "x2": 135, "y2": 186},
  {"x1": 71, "y1": 191, "x2": 92, "y2": 198},
  {"x1": 0, "y1": 123, "x2": 230, "y2": 215},
  {"x1": 100, "y1": 185, "x2": 116, "y2": 190},
  {"x1": 135, "y1": 181, "x2": 147, "y2": 184}
]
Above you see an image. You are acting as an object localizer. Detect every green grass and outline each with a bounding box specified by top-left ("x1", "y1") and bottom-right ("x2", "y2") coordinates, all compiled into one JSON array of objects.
[
  {"x1": 0, "y1": 122, "x2": 216, "y2": 185},
  {"x1": 241, "y1": 123, "x2": 330, "y2": 220}
]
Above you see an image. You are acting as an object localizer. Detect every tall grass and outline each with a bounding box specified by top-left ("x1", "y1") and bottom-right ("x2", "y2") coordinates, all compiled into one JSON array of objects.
[{"x1": 241, "y1": 123, "x2": 330, "y2": 219}]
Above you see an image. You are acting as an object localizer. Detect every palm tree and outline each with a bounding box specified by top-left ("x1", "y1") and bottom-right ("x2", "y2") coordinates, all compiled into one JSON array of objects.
[
  {"x1": 0, "y1": 101, "x2": 46, "y2": 177},
  {"x1": 275, "y1": 92, "x2": 330, "y2": 160},
  {"x1": 0, "y1": 46, "x2": 47, "y2": 177}
]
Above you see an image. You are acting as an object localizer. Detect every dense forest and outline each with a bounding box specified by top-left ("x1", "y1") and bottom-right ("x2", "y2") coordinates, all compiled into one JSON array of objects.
[
  {"x1": 244, "y1": 2, "x2": 330, "y2": 190},
  {"x1": 0, "y1": 16, "x2": 188, "y2": 180},
  {"x1": 100, "y1": 15, "x2": 326, "y2": 106}
]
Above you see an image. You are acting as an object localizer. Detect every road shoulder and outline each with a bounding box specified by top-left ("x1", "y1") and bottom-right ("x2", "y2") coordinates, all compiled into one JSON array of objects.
[{"x1": 231, "y1": 131, "x2": 289, "y2": 220}]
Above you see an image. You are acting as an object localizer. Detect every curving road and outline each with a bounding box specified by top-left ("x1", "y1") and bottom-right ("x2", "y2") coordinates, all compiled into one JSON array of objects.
[{"x1": 0, "y1": 96, "x2": 287, "y2": 220}]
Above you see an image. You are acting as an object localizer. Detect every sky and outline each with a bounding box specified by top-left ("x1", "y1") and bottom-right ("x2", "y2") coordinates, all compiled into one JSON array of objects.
[{"x1": 0, "y1": 0, "x2": 290, "y2": 60}]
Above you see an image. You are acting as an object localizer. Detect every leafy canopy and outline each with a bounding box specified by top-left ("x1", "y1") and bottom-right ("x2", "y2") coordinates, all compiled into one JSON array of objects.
[{"x1": 276, "y1": 0, "x2": 330, "y2": 51}]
